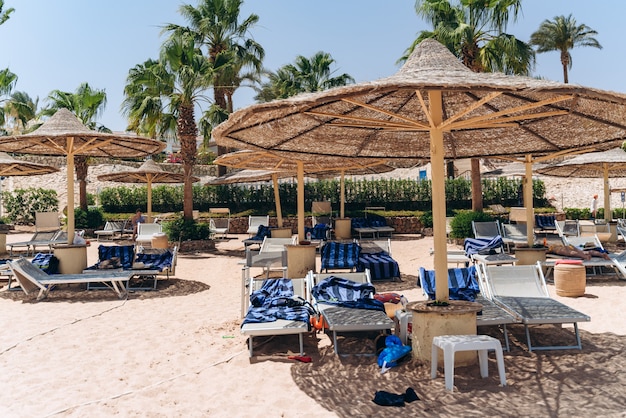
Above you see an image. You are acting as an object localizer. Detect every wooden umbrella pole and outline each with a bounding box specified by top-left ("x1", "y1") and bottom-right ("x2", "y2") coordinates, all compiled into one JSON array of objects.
[
  {"x1": 340, "y1": 171, "x2": 345, "y2": 218},
  {"x1": 147, "y1": 177, "x2": 153, "y2": 223},
  {"x1": 66, "y1": 144, "x2": 75, "y2": 245},
  {"x1": 604, "y1": 163, "x2": 611, "y2": 222},
  {"x1": 272, "y1": 173, "x2": 283, "y2": 227},
  {"x1": 297, "y1": 161, "x2": 305, "y2": 241},
  {"x1": 524, "y1": 155, "x2": 534, "y2": 246},
  {"x1": 429, "y1": 91, "x2": 449, "y2": 302}
]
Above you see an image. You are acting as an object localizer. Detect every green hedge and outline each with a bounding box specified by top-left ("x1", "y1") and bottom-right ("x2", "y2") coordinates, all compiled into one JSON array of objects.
[{"x1": 98, "y1": 177, "x2": 549, "y2": 215}]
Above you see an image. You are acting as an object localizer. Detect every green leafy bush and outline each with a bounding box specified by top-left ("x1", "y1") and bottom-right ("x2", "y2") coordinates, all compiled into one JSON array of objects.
[
  {"x1": 162, "y1": 215, "x2": 211, "y2": 241},
  {"x1": 74, "y1": 207, "x2": 105, "y2": 229},
  {"x1": 450, "y1": 210, "x2": 494, "y2": 239},
  {"x1": 2, "y1": 188, "x2": 58, "y2": 224}
]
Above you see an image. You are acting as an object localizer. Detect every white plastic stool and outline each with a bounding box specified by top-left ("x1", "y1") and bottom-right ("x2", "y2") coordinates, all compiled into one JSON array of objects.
[{"x1": 431, "y1": 335, "x2": 506, "y2": 392}]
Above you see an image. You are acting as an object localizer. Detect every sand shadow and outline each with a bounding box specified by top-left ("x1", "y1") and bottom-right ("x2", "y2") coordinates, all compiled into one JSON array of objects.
[
  {"x1": 0, "y1": 278, "x2": 210, "y2": 304},
  {"x1": 289, "y1": 329, "x2": 626, "y2": 417}
]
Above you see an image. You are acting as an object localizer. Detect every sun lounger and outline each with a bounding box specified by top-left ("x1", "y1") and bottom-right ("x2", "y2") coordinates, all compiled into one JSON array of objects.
[
  {"x1": 8, "y1": 230, "x2": 60, "y2": 256},
  {"x1": 308, "y1": 271, "x2": 394, "y2": 355},
  {"x1": 320, "y1": 241, "x2": 361, "y2": 273},
  {"x1": 476, "y1": 263, "x2": 590, "y2": 351},
  {"x1": 241, "y1": 277, "x2": 313, "y2": 357},
  {"x1": 356, "y1": 239, "x2": 400, "y2": 281},
  {"x1": 94, "y1": 221, "x2": 126, "y2": 241},
  {"x1": 9, "y1": 257, "x2": 131, "y2": 301},
  {"x1": 85, "y1": 244, "x2": 177, "y2": 291}
]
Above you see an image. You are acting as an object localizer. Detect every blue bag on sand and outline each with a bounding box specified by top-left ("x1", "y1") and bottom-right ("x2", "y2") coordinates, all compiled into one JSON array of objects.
[{"x1": 377, "y1": 335, "x2": 412, "y2": 368}]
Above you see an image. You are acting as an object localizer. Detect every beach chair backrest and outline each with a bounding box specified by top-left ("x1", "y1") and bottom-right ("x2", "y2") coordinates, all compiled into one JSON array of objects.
[
  {"x1": 311, "y1": 201, "x2": 332, "y2": 215},
  {"x1": 482, "y1": 264, "x2": 549, "y2": 298},
  {"x1": 472, "y1": 220, "x2": 501, "y2": 239},
  {"x1": 418, "y1": 266, "x2": 480, "y2": 301},
  {"x1": 35, "y1": 212, "x2": 60, "y2": 232},
  {"x1": 247, "y1": 215, "x2": 270, "y2": 234},
  {"x1": 307, "y1": 270, "x2": 372, "y2": 287},
  {"x1": 260, "y1": 237, "x2": 296, "y2": 253},
  {"x1": 502, "y1": 223, "x2": 527, "y2": 239},
  {"x1": 137, "y1": 223, "x2": 162, "y2": 236}
]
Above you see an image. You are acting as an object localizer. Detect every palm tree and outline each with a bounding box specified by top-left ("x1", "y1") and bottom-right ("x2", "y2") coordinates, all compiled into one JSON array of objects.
[
  {"x1": 0, "y1": 68, "x2": 18, "y2": 133},
  {"x1": 529, "y1": 14, "x2": 602, "y2": 84},
  {"x1": 0, "y1": 1, "x2": 14, "y2": 26},
  {"x1": 255, "y1": 51, "x2": 355, "y2": 102},
  {"x1": 2, "y1": 91, "x2": 39, "y2": 135},
  {"x1": 43, "y1": 83, "x2": 108, "y2": 210},
  {"x1": 123, "y1": 31, "x2": 222, "y2": 220},
  {"x1": 404, "y1": 0, "x2": 535, "y2": 211},
  {"x1": 163, "y1": 0, "x2": 265, "y2": 175}
]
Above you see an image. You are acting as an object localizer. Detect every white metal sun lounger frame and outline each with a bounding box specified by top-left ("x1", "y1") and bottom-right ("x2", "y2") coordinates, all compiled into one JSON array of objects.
[
  {"x1": 476, "y1": 262, "x2": 590, "y2": 352},
  {"x1": 307, "y1": 270, "x2": 393, "y2": 355},
  {"x1": 240, "y1": 277, "x2": 311, "y2": 357},
  {"x1": 9, "y1": 258, "x2": 131, "y2": 301}
]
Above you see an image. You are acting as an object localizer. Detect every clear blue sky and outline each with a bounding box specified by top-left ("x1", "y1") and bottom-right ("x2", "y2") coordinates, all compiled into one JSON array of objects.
[{"x1": 1, "y1": 0, "x2": 622, "y2": 133}]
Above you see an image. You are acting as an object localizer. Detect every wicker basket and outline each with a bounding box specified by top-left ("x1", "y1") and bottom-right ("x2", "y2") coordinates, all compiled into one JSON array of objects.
[{"x1": 554, "y1": 263, "x2": 586, "y2": 297}]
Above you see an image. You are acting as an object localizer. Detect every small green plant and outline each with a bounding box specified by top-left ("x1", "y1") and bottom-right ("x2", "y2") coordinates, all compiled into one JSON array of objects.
[
  {"x1": 162, "y1": 215, "x2": 211, "y2": 241},
  {"x1": 74, "y1": 207, "x2": 105, "y2": 229},
  {"x1": 449, "y1": 210, "x2": 494, "y2": 239}
]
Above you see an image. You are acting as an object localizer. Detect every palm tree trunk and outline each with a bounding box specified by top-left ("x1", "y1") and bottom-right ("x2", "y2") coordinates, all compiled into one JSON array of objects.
[
  {"x1": 178, "y1": 103, "x2": 198, "y2": 220},
  {"x1": 471, "y1": 158, "x2": 483, "y2": 212},
  {"x1": 75, "y1": 155, "x2": 89, "y2": 211},
  {"x1": 214, "y1": 88, "x2": 229, "y2": 176},
  {"x1": 560, "y1": 51, "x2": 570, "y2": 83}
]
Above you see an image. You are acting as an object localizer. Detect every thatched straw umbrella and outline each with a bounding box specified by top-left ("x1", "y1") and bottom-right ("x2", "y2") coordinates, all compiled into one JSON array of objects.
[
  {"x1": 97, "y1": 159, "x2": 199, "y2": 222},
  {"x1": 537, "y1": 148, "x2": 626, "y2": 222},
  {"x1": 214, "y1": 150, "x2": 393, "y2": 240},
  {"x1": 0, "y1": 152, "x2": 59, "y2": 176},
  {"x1": 0, "y1": 109, "x2": 165, "y2": 243},
  {"x1": 214, "y1": 39, "x2": 626, "y2": 302}
]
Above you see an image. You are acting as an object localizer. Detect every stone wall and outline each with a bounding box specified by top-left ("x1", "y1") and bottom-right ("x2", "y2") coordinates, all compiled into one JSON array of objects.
[{"x1": 227, "y1": 216, "x2": 425, "y2": 235}]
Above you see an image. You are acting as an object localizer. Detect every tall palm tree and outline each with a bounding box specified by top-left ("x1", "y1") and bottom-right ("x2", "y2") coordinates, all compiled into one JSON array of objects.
[
  {"x1": 255, "y1": 51, "x2": 355, "y2": 102},
  {"x1": 43, "y1": 83, "x2": 108, "y2": 210},
  {"x1": 0, "y1": 68, "x2": 18, "y2": 132},
  {"x1": 163, "y1": 0, "x2": 265, "y2": 175},
  {"x1": 404, "y1": 0, "x2": 535, "y2": 211},
  {"x1": 2, "y1": 91, "x2": 38, "y2": 135},
  {"x1": 123, "y1": 31, "x2": 223, "y2": 220},
  {"x1": 529, "y1": 14, "x2": 602, "y2": 84}
]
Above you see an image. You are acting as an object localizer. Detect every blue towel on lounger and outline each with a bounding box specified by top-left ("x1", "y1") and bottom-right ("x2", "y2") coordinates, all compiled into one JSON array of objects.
[
  {"x1": 242, "y1": 278, "x2": 313, "y2": 325},
  {"x1": 312, "y1": 276, "x2": 384, "y2": 311},
  {"x1": 418, "y1": 266, "x2": 480, "y2": 302}
]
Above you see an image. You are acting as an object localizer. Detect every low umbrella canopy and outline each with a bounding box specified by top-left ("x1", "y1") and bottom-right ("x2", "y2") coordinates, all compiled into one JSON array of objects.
[
  {"x1": 537, "y1": 148, "x2": 626, "y2": 222},
  {"x1": 0, "y1": 109, "x2": 165, "y2": 243},
  {"x1": 214, "y1": 150, "x2": 394, "y2": 240},
  {"x1": 214, "y1": 39, "x2": 626, "y2": 301},
  {"x1": 98, "y1": 159, "x2": 199, "y2": 222},
  {"x1": 0, "y1": 152, "x2": 59, "y2": 176}
]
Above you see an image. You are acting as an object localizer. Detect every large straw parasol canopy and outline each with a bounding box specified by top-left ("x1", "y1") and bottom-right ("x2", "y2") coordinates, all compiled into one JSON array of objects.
[
  {"x1": 214, "y1": 38, "x2": 626, "y2": 301},
  {"x1": 0, "y1": 152, "x2": 59, "y2": 176},
  {"x1": 0, "y1": 109, "x2": 165, "y2": 243},
  {"x1": 214, "y1": 150, "x2": 394, "y2": 239},
  {"x1": 536, "y1": 148, "x2": 626, "y2": 221},
  {"x1": 98, "y1": 159, "x2": 199, "y2": 222}
]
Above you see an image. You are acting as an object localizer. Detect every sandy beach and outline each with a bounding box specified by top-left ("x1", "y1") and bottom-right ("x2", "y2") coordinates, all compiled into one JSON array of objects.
[{"x1": 1, "y1": 230, "x2": 626, "y2": 417}]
